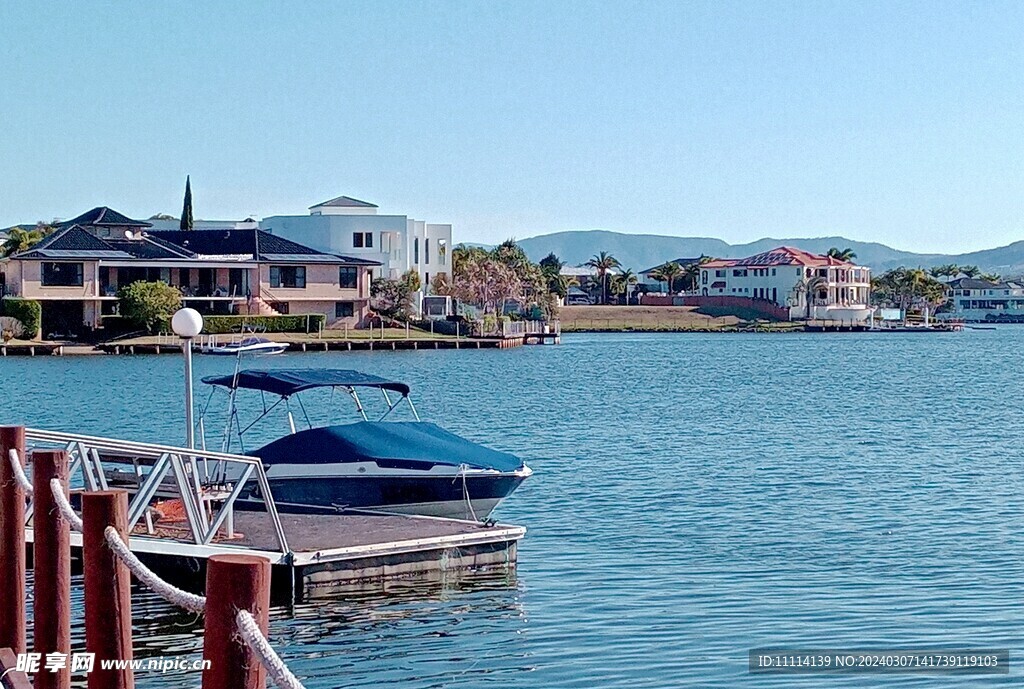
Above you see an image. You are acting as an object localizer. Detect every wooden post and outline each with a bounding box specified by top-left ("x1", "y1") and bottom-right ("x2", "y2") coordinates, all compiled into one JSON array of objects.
[
  {"x1": 81, "y1": 491, "x2": 133, "y2": 689},
  {"x1": 0, "y1": 647, "x2": 32, "y2": 689},
  {"x1": 201, "y1": 554, "x2": 271, "y2": 689},
  {"x1": 0, "y1": 426, "x2": 26, "y2": 655},
  {"x1": 32, "y1": 449, "x2": 70, "y2": 689}
]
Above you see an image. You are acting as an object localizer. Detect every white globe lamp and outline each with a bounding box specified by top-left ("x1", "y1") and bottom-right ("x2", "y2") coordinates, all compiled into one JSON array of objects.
[
  {"x1": 171, "y1": 308, "x2": 204, "y2": 339},
  {"x1": 171, "y1": 308, "x2": 204, "y2": 449}
]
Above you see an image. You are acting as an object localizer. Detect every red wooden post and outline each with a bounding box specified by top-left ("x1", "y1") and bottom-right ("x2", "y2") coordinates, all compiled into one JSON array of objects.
[
  {"x1": 0, "y1": 426, "x2": 26, "y2": 655},
  {"x1": 201, "y1": 554, "x2": 271, "y2": 689},
  {"x1": 32, "y1": 450, "x2": 70, "y2": 689},
  {"x1": 0, "y1": 647, "x2": 32, "y2": 689},
  {"x1": 81, "y1": 491, "x2": 133, "y2": 689}
]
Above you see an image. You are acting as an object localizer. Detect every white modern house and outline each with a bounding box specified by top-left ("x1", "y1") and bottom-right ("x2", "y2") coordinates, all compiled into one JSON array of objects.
[
  {"x1": 698, "y1": 246, "x2": 872, "y2": 321},
  {"x1": 943, "y1": 277, "x2": 1024, "y2": 321},
  {"x1": 260, "y1": 196, "x2": 452, "y2": 288}
]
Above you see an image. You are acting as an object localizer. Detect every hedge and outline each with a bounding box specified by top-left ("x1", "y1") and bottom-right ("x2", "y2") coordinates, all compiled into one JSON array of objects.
[
  {"x1": 0, "y1": 299, "x2": 41, "y2": 339},
  {"x1": 160, "y1": 314, "x2": 326, "y2": 335}
]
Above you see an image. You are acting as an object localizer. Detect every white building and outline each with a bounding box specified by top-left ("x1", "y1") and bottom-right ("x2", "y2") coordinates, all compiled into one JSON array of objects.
[
  {"x1": 260, "y1": 196, "x2": 452, "y2": 288},
  {"x1": 944, "y1": 277, "x2": 1024, "y2": 321},
  {"x1": 698, "y1": 246, "x2": 872, "y2": 320}
]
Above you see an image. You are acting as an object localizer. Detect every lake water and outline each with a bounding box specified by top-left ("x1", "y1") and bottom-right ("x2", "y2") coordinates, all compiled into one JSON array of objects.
[{"x1": 2, "y1": 330, "x2": 1024, "y2": 687}]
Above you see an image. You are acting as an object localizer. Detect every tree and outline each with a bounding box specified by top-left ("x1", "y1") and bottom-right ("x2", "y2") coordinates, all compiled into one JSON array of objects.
[
  {"x1": 802, "y1": 275, "x2": 829, "y2": 318},
  {"x1": 960, "y1": 265, "x2": 980, "y2": 278},
  {"x1": 980, "y1": 272, "x2": 1002, "y2": 283},
  {"x1": 180, "y1": 176, "x2": 194, "y2": 231},
  {"x1": 584, "y1": 252, "x2": 621, "y2": 304},
  {"x1": 118, "y1": 281, "x2": 182, "y2": 332},
  {"x1": 371, "y1": 270, "x2": 421, "y2": 320},
  {"x1": 539, "y1": 252, "x2": 564, "y2": 274},
  {"x1": 2, "y1": 227, "x2": 46, "y2": 257},
  {"x1": 827, "y1": 247, "x2": 857, "y2": 261},
  {"x1": 649, "y1": 261, "x2": 683, "y2": 294},
  {"x1": 610, "y1": 269, "x2": 637, "y2": 304}
]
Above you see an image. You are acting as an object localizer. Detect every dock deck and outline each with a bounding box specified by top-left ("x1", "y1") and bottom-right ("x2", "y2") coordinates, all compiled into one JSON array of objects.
[{"x1": 28, "y1": 511, "x2": 524, "y2": 599}]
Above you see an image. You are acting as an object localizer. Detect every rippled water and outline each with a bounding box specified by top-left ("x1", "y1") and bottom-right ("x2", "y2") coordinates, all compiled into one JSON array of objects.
[{"x1": 3, "y1": 330, "x2": 1024, "y2": 687}]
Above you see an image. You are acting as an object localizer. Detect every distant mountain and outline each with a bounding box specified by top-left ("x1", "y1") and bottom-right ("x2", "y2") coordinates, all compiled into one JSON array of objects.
[{"x1": 513, "y1": 230, "x2": 1024, "y2": 275}]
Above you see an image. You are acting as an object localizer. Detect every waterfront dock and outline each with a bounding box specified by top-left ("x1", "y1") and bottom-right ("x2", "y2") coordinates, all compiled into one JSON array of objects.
[{"x1": 2, "y1": 427, "x2": 525, "y2": 602}]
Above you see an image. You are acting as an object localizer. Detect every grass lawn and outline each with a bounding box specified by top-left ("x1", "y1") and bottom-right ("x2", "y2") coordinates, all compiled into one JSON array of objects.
[{"x1": 558, "y1": 305, "x2": 802, "y2": 332}]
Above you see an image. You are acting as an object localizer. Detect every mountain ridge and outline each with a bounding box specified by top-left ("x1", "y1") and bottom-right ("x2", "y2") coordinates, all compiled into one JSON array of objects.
[{"x1": 506, "y1": 230, "x2": 1024, "y2": 275}]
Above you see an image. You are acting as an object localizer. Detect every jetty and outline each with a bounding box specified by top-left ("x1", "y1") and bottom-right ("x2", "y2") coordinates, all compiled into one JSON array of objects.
[{"x1": 0, "y1": 427, "x2": 525, "y2": 601}]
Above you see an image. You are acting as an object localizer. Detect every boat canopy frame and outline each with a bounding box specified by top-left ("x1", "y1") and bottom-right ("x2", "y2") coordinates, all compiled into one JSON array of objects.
[{"x1": 198, "y1": 368, "x2": 421, "y2": 455}]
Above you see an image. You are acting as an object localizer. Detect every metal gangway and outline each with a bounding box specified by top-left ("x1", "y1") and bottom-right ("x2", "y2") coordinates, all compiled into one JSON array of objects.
[{"x1": 15, "y1": 428, "x2": 289, "y2": 554}]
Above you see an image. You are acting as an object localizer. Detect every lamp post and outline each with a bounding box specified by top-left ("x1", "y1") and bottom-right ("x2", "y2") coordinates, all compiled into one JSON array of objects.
[{"x1": 171, "y1": 308, "x2": 204, "y2": 449}]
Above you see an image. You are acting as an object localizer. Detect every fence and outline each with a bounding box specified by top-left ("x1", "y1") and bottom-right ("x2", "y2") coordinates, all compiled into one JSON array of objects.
[{"x1": 0, "y1": 426, "x2": 304, "y2": 689}]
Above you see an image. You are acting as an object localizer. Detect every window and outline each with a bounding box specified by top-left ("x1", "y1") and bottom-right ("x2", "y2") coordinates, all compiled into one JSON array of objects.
[
  {"x1": 414, "y1": 238, "x2": 419, "y2": 264},
  {"x1": 339, "y1": 267, "x2": 358, "y2": 289},
  {"x1": 732, "y1": 269, "x2": 747, "y2": 277},
  {"x1": 715, "y1": 269, "x2": 726, "y2": 278},
  {"x1": 41, "y1": 262, "x2": 84, "y2": 287},
  {"x1": 269, "y1": 266, "x2": 306, "y2": 288},
  {"x1": 335, "y1": 301, "x2": 354, "y2": 318},
  {"x1": 365, "y1": 232, "x2": 373, "y2": 248},
  {"x1": 701, "y1": 271, "x2": 708, "y2": 285},
  {"x1": 352, "y1": 232, "x2": 374, "y2": 248},
  {"x1": 425, "y1": 239, "x2": 430, "y2": 265},
  {"x1": 772, "y1": 268, "x2": 776, "y2": 276}
]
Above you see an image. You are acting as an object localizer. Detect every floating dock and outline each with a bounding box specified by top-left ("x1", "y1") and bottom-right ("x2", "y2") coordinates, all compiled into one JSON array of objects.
[{"x1": 5, "y1": 427, "x2": 525, "y2": 602}]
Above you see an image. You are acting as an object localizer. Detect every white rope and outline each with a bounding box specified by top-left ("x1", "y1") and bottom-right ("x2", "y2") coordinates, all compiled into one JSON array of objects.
[
  {"x1": 235, "y1": 610, "x2": 306, "y2": 689},
  {"x1": 8, "y1": 448, "x2": 32, "y2": 494},
  {"x1": 103, "y1": 526, "x2": 207, "y2": 613},
  {"x1": 49, "y1": 478, "x2": 83, "y2": 531}
]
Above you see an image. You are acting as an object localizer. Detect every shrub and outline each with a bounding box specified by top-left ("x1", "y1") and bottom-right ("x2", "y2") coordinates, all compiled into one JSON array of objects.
[
  {"x1": 118, "y1": 281, "x2": 182, "y2": 333},
  {"x1": 0, "y1": 298, "x2": 41, "y2": 339},
  {"x1": 168, "y1": 314, "x2": 326, "y2": 335}
]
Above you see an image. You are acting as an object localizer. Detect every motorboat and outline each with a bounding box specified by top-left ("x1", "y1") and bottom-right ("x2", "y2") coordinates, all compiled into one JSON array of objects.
[
  {"x1": 201, "y1": 337, "x2": 288, "y2": 356},
  {"x1": 197, "y1": 368, "x2": 532, "y2": 520}
]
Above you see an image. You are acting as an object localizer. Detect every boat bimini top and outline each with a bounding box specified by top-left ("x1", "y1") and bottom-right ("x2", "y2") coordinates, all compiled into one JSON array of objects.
[
  {"x1": 201, "y1": 368, "x2": 420, "y2": 427},
  {"x1": 198, "y1": 368, "x2": 523, "y2": 472},
  {"x1": 202, "y1": 369, "x2": 411, "y2": 397}
]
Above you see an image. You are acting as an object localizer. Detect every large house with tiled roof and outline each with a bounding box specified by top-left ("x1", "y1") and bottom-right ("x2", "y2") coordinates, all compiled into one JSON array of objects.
[
  {"x1": 1, "y1": 206, "x2": 377, "y2": 338},
  {"x1": 698, "y1": 246, "x2": 871, "y2": 321}
]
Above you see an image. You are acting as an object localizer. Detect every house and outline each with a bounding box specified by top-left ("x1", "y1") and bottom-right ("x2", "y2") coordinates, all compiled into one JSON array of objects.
[
  {"x1": 260, "y1": 196, "x2": 452, "y2": 289},
  {"x1": 0, "y1": 207, "x2": 377, "y2": 338},
  {"x1": 944, "y1": 277, "x2": 1024, "y2": 321},
  {"x1": 698, "y1": 246, "x2": 872, "y2": 320}
]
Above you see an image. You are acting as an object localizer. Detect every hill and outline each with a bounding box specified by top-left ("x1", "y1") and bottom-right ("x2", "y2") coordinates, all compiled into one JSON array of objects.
[{"x1": 512, "y1": 230, "x2": 1024, "y2": 274}]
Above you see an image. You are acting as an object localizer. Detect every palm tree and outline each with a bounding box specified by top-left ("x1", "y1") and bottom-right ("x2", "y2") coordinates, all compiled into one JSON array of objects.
[
  {"x1": 802, "y1": 275, "x2": 829, "y2": 319},
  {"x1": 650, "y1": 262, "x2": 684, "y2": 294},
  {"x1": 960, "y1": 265, "x2": 980, "y2": 278},
  {"x1": 980, "y1": 272, "x2": 1002, "y2": 283},
  {"x1": 827, "y1": 247, "x2": 857, "y2": 262},
  {"x1": 1, "y1": 227, "x2": 46, "y2": 257},
  {"x1": 610, "y1": 269, "x2": 637, "y2": 304},
  {"x1": 584, "y1": 252, "x2": 621, "y2": 304}
]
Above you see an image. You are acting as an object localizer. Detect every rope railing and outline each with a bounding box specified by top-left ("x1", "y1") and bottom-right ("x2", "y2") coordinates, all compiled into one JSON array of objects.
[
  {"x1": 236, "y1": 610, "x2": 307, "y2": 689},
  {"x1": 49, "y1": 478, "x2": 83, "y2": 531},
  {"x1": 8, "y1": 449, "x2": 32, "y2": 494},
  {"x1": 102, "y1": 526, "x2": 207, "y2": 614},
  {"x1": 40, "y1": 455, "x2": 304, "y2": 687}
]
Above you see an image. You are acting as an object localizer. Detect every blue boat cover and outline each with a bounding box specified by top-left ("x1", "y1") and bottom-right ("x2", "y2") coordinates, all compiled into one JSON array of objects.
[
  {"x1": 254, "y1": 422, "x2": 523, "y2": 472},
  {"x1": 201, "y1": 368, "x2": 411, "y2": 397}
]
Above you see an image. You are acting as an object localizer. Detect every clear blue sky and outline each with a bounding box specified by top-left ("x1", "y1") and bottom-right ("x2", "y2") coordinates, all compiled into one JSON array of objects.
[{"x1": 1, "y1": 0, "x2": 1021, "y2": 253}]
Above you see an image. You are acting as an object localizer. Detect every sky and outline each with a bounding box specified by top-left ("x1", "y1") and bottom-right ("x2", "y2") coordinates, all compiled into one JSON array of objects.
[{"x1": 0, "y1": 0, "x2": 1022, "y2": 253}]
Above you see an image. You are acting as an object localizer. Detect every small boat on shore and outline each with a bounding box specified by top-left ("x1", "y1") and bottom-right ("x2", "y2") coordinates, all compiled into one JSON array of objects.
[
  {"x1": 198, "y1": 368, "x2": 532, "y2": 520},
  {"x1": 201, "y1": 337, "x2": 288, "y2": 356}
]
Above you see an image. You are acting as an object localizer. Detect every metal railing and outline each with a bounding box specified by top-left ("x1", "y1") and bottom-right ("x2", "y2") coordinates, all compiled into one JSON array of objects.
[{"x1": 22, "y1": 428, "x2": 289, "y2": 553}]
